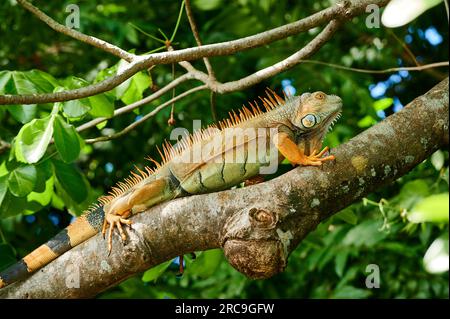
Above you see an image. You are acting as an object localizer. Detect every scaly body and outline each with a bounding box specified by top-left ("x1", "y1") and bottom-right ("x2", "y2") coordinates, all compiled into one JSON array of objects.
[{"x1": 0, "y1": 90, "x2": 342, "y2": 288}]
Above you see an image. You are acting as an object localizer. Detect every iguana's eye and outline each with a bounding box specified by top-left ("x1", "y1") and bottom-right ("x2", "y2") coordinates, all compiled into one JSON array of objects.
[
  {"x1": 314, "y1": 92, "x2": 325, "y2": 100},
  {"x1": 301, "y1": 114, "x2": 317, "y2": 128}
]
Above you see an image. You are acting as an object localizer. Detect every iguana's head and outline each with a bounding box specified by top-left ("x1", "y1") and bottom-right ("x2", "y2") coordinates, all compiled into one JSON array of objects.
[{"x1": 290, "y1": 91, "x2": 342, "y2": 153}]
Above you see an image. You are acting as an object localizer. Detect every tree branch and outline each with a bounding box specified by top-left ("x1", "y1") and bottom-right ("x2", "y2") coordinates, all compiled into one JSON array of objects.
[
  {"x1": 180, "y1": 20, "x2": 342, "y2": 93},
  {"x1": 84, "y1": 84, "x2": 208, "y2": 144},
  {"x1": 16, "y1": 0, "x2": 136, "y2": 62},
  {"x1": 0, "y1": 0, "x2": 388, "y2": 105},
  {"x1": 185, "y1": 0, "x2": 216, "y2": 80},
  {"x1": 75, "y1": 73, "x2": 193, "y2": 133},
  {"x1": 299, "y1": 60, "x2": 449, "y2": 74},
  {"x1": 1, "y1": 77, "x2": 447, "y2": 299}
]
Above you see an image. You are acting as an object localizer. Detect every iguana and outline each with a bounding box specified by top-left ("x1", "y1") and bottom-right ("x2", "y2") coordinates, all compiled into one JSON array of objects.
[{"x1": 0, "y1": 89, "x2": 342, "y2": 289}]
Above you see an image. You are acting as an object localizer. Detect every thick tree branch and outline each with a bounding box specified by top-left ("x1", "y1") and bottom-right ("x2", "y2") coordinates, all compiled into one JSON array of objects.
[
  {"x1": 0, "y1": 0, "x2": 388, "y2": 105},
  {"x1": 1, "y1": 77, "x2": 447, "y2": 299}
]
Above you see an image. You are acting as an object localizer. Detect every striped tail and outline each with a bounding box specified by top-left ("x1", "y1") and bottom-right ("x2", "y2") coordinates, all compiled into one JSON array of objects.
[{"x1": 0, "y1": 206, "x2": 104, "y2": 289}]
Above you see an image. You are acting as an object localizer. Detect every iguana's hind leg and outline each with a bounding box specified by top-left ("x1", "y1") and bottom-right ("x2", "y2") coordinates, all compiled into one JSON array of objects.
[{"x1": 102, "y1": 177, "x2": 171, "y2": 254}]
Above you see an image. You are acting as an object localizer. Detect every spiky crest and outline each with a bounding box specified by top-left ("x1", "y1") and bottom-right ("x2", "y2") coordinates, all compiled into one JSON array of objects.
[{"x1": 84, "y1": 88, "x2": 285, "y2": 215}]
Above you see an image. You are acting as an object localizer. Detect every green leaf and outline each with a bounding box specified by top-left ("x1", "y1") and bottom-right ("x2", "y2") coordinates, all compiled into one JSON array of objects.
[
  {"x1": 61, "y1": 99, "x2": 91, "y2": 118},
  {"x1": 60, "y1": 76, "x2": 113, "y2": 118},
  {"x1": 10, "y1": 71, "x2": 38, "y2": 95},
  {"x1": 27, "y1": 175, "x2": 54, "y2": 206},
  {"x1": 373, "y1": 98, "x2": 393, "y2": 111},
  {"x1": 116, "y1": 60, "x2": 150, "y2": 104},
  {"x1": 396, "y1": 179, "x2": 430, "y2": 209},
  {"x1": 125, "y1": 23, "x2": 139, "y2": 45},
  {"x1": 53, "y1": 115, "x2": 81, "y2": 163},
  {"x1": 335, "y1": 208, "x2": 358, "y2": 225},
  {"x1": 23, "y1": 69, "x2": 59, "y2": 93},
  {"x1": 342, "y1": 220, "x2": 389, "y2": 247},
  {"x1": 335, "y1": 250, "x2": 349, "y2": 277},
  {"x1": 87, "y1": 93, "x2": 114, "y2": 118},
  {"x1": 0, "y1": 71, "x2": 12, "y2": 94},
  {"x1": 7, "y1": 165, "x2": 37, "y2": 197},
  {"x1": 7, "y1": 105, "x2": 37, "y2": 124},
  {"x1": 187, "y1": 249, "x2": 223, "y2": 278},
  {"x1": 408, "y1": 193, "x2": 449, "y2": 223},
  {"x1": 431, "y1": 150, "x2": 444, "y2": 171},
  {"x1": 0, "y1": 175, "x2": 8, "y2": 205},
  {"x1": 331, "y1": 285, "x2": 371, "y2": 298},
  {"x1": 32, "y1": 159, "x2": 52, "y2": 193},
  {"x1": 15, "y1": 114, "x2": 55, "y2": 163},
  {"x1": 193, "y1": 0, "x2": 223, "y2": 11},
  {"x1": 142, "y1": 260, "x2": 172, "y2": 282},
  {"x1": 0, "y1": 189, "x2": 41, "y2": 218},
  {"x1": 2, "y1": 71, "x2": 41, "y2": 123},
  {"x1": 52, "y1": 160, "x2": 87, "y2": 203},
  {"x1": 357, "y1": 115, "x2": 376, "y2": 128}
]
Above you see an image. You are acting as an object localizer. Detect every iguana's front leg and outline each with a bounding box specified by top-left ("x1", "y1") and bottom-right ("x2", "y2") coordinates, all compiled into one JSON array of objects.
[{"x1": 273, "y1": 132, "x2": 335, "y2": 166}]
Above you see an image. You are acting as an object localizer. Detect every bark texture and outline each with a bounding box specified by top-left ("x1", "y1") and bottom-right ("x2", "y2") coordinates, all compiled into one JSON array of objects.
[{"x1": 0, "y1": 78, "x2": 448, "y2": 298}]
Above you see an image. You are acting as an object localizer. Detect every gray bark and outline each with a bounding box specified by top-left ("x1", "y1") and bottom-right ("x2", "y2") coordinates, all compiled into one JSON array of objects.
[{"x1": 0, "y1": 77, "x2": 448, "y2": 298}]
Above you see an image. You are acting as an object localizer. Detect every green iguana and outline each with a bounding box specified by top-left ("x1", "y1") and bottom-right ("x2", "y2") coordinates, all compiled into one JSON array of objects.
[{"x1": 0, "y1": 89, "x2": 342, "y2": 289}]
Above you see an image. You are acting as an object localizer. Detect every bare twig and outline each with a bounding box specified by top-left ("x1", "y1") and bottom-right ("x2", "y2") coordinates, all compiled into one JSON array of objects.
[
  {"x1": 1, "y1": 0, "x2": 388, "y2": 105},
  {"x1": 81, "y1": 20, "x2": 340, "y2": 142},
  {"x1": 387, "y1": 29, "x2": 420, "y2": 67},
  {"x1": 178, "y1": 20, "x2": 342, "y2": 93},
  {"x1": 16, "y1": 0, "x2": 135, "y2": 62},
  {"x1": 209, "y1": 91, "x2": 217, "y2": 122},
  {"x1": 84, "y1": 84, "x2": 207, "y2": 144},
  {"x1": 185, "y1": 0, "x2": 217, "y2": 121},
  {"x1": 76, "y1": 73, "x2": 193, "y2": 133},
  {"x1": 185, "y1": 0, "x2": 216, "y2": 79},
  {"x1": 298, "y1": 60, "x2": 449, "y2": 74}
]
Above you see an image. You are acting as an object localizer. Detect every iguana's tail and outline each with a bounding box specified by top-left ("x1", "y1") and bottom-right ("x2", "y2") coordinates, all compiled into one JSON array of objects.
[{"x1": 0, "y1": 206, "x2": 104, "y2": 289}]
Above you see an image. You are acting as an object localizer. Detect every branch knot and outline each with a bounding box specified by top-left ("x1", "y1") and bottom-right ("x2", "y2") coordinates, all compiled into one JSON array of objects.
[{"x1": 248, "y1": 208, "x2": 278, "y2": 229}]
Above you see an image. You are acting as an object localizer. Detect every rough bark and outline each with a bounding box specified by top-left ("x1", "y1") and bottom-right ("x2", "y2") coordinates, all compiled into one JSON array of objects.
[{"x1": 0, "y1": 78, "x2": 448, "y2": 298}]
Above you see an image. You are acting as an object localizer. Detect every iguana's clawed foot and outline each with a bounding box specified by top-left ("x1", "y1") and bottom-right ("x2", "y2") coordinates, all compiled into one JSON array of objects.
[
  {"x1": 102, "y1": 212, "x2": 133, "y2": 255},
  {"x1": 301, "y1": 146, "x2": 335, "y2": 166}
]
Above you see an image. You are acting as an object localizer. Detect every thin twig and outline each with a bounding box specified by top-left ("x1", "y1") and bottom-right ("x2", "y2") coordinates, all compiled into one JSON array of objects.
[
  {"x1": 209, "y1": 92, "x2": 217, "y2": 122},
  {"x1": 297, "y1": 60, "x2": 449, "y2": 74},
  {"x1": 2, "y1": 0, "x2": 374, "y2": 105},
  {"x1": 84, "y1": 85, "x2": 207, "y2": 144},
  {"x1": 178, "y1": 20, "x2": 342, "y2": 93},
  {"x1": 185, "y1": 0, "x2": 216, "y2": 79},
  {"x1": 185, "y1": 0, "x2": 217, "y2": 121},
  {"x1": 387, "y1": 29, "x2": 419, "y2": 67},
  {"x1": 16, "y1": 0, "x2": 135, "y2": 62},
  {"x1": 76, "y1": 73, "x2": 192, "y2": 133}
]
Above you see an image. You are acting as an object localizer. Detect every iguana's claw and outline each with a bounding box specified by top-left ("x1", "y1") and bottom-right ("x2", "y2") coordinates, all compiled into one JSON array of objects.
[
  {"x1": 303, "y1": 146, "x2": 335, "y2": 166},
  {"x1": 102, "y1": 212, "x2": 133, "y2": 255}
]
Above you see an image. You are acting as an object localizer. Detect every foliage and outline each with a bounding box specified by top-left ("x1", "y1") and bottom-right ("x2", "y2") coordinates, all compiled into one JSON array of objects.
[{"x1": 0, "y1": 0, "x2": 448, "y2": 298}]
